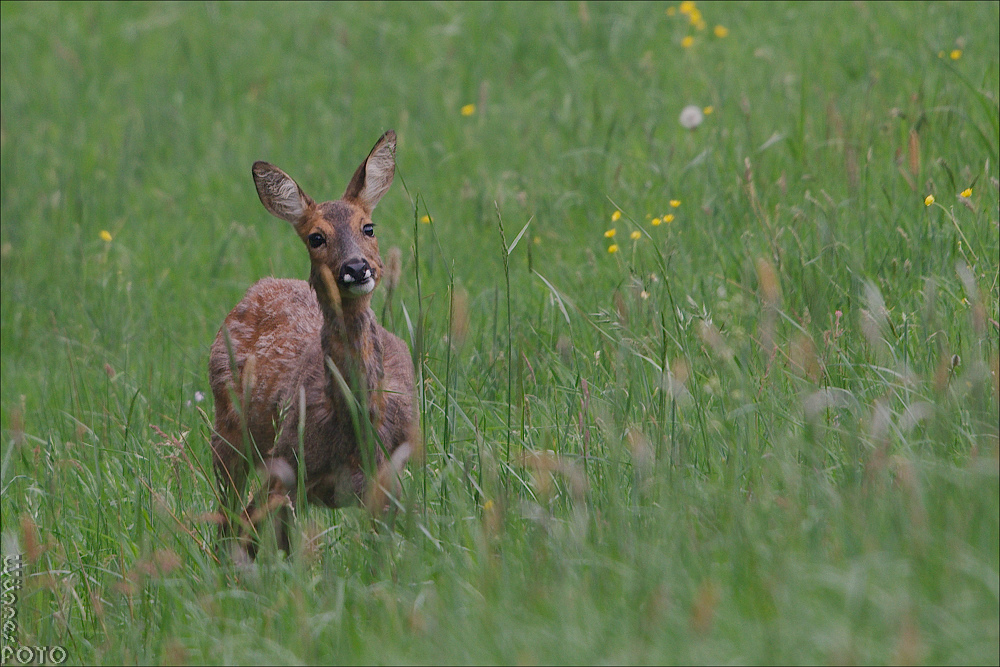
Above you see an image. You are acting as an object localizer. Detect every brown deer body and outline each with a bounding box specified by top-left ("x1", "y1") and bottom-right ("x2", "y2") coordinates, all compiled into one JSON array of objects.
[{"x1": 209, "y1": 130, "x2": 417, "y2": 559}]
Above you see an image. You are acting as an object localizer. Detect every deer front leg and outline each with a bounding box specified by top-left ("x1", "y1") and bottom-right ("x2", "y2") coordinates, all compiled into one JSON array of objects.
[{"x1": 211, "y1": 425, "x2": 253, "y2": 559}]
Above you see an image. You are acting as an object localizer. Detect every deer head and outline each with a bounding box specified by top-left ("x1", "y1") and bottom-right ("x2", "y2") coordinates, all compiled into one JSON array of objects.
[{"x1": 250, "y1": 130, "x2": 397, "y2": 305}]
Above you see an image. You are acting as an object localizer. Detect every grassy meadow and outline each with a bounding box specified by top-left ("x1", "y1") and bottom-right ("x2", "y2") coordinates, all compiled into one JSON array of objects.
[{"x1": 1, "y1": 1, "x2": 998, "y2": 663}]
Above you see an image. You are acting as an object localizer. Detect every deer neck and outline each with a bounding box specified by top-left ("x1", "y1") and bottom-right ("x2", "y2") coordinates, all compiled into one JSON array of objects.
[{"x1": 311, "y1": 270, "x2": 384, "y2": 407}]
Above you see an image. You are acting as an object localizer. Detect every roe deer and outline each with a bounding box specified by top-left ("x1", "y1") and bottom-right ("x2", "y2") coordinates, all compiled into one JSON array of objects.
[{"x1": 209, "y1": 130, "x2": 417, "y2": 561}]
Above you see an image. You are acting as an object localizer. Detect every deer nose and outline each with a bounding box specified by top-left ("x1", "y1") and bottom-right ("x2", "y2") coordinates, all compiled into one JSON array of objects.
[{"x1": 339, "y1": 258, "x2": 373, "y2": 285}]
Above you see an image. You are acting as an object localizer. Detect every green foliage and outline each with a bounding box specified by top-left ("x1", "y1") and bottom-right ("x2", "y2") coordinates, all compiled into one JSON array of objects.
[{"x1": 2, "y1": 1, "x2": 997, "y2": 664}]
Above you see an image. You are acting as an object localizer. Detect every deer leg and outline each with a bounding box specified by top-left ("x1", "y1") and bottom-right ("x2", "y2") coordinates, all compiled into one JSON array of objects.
[
  {"x1": 263, "y1": 457, "x2": 296, "y2": 556},
  {"x1": 211, "y1": 429, "x2": 252, "y2": 556},
  {"x1": 273, "y1": 502, "x2": 293, "y2": 555},
  {"x1": 230, "y1": 458, "x2": 297, "y2": 561}
]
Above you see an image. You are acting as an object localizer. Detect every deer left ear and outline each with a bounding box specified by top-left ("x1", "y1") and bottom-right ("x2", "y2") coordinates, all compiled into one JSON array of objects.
[
  {"x1": 344, "y1": 130, "x2": 396, "y2": 213},
  {"x1": 252, "y1": 161, "x2": 315, "y2": 228}
]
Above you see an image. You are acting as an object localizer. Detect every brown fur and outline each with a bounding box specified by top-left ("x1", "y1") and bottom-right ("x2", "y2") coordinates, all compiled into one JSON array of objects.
[{"x1": 209, "y1": 130, "x2": 417, "y2": 560}]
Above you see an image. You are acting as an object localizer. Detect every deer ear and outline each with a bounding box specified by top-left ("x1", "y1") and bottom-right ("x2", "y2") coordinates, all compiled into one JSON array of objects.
[
  {"x1": 343, "y1": 130, "x2": 396, "y2": 213},
  {"x1": 252, "y1": 161, "x2": 315, "y2": 226}
]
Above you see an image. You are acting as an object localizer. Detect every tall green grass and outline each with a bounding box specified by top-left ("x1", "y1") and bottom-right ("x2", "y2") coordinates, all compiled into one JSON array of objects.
[{"x1": 2, "y1": 2, "x2": 998, "y2": 664}]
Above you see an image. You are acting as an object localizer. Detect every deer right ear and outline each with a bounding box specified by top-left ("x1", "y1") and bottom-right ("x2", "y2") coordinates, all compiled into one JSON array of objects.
[
  {"x1": 343, "y1": 130, "x2": 396, "y2": 213},
  {"x1": 252, "y1": 161, "x2": 315, "y2": 226}
]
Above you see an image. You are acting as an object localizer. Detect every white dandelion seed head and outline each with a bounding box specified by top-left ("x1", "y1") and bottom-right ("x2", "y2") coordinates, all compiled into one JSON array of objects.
[{"x1": 679, "y1": 104, "x2": 704, "y2": 129}]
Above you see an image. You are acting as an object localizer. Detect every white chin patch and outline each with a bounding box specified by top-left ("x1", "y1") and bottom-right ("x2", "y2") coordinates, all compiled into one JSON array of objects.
[{"x1": 343, "y1": 278, "x2": 375, "y2": 297}]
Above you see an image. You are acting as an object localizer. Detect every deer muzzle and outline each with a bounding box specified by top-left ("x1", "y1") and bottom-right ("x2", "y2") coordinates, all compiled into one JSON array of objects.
[{"x1": 338, "y1": 257, "x2": 376, "y2": 296}]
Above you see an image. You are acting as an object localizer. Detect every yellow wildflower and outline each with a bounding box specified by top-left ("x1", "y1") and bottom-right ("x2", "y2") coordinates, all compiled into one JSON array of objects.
[
  {"x1": 960, "y1": 188, "x2": 972, "y2": 198},
  {"x1": 688, "y1": 7, "x2": 702, "y2": 24},
  {"x1": 461, "y1": 103, "x2": 476, "y2": 116},
  {"x1": 607, "y1": 244, "x2": 619, "y2": 254},
  {"x1": 950, "y1": 49, "x2": 962, "y2": 60},
  {"x1": 611, "y1": 210, "x2": 622, "y2": 222},
  {"x1": 670, "y1": 200, "x2": 681, "y2": 208},
  {"x1": 420, "y1": 214, "x2": 432, "y2": 224},
  {"x1": 100, "y1": 230, "x2": 113, "y2": 242},
  {"x1": 681, "y1": 35, "x2": 694, "y2": 48},
  {"x1": 924, "y1": 195, "x2": 935, "y2": 206},
  {"x1": 651, "y1": 217, "x2": 662, "y2": 226},
  {"x1": 714, "y1": 25, "x2": 729, "y2": 38},
  {"x1": 483, "y1": 499, "x2": 494, "y2": 511},
  {"x1": 604, "y1": 228, "x2": 616, "y2": 238},
  {"x1": 664, "y1": 214, "x2": 675, "y2": 223},
  {"x1": 630, "y1": 230, "x2": 641, "y2": 240},
  {"x1": 703, "y1": 105, "x2": 714, "y2": 115},
  {"x1": 694, "y1": 18, "x2": 707, "y2": 31},
  {"x1": 679, "y1": 1, "x2": 695, "y2": 15}
]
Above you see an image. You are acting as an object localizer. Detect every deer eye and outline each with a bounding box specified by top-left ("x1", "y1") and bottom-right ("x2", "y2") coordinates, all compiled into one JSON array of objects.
[
  {"x1": 362, "y1": 223, "x2": 375, "y2": 238},
  {"x1": 307, "y1": 232, "x2": 325, "y2": 248}
]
